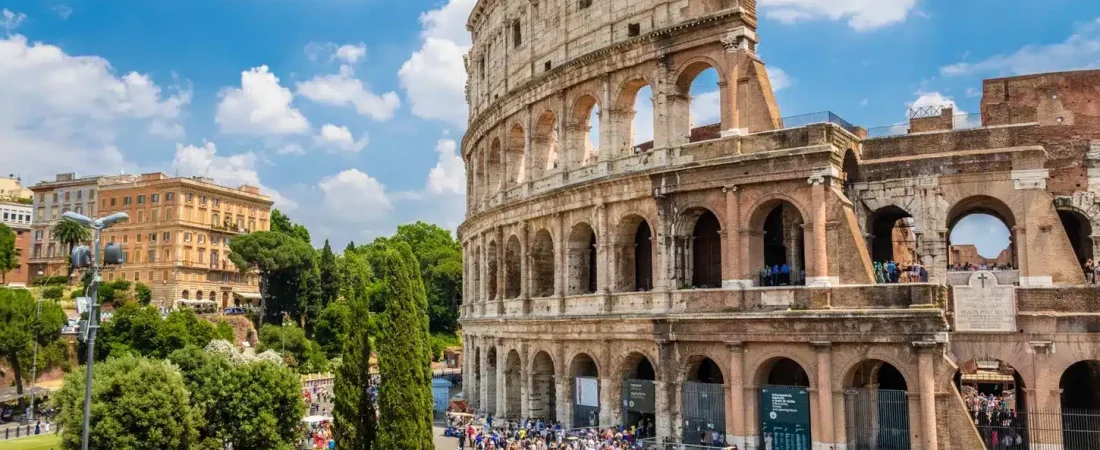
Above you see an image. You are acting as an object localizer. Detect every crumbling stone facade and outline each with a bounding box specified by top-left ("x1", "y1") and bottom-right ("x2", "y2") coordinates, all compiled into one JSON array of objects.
[{"x1": 457, "y1": 1, "x2": 1100, "y2": 449}]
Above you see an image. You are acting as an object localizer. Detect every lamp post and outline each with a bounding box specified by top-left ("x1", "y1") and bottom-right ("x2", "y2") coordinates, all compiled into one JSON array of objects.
[{"x1": 62, "y1": 211, "x2": 128, "y2": 450}]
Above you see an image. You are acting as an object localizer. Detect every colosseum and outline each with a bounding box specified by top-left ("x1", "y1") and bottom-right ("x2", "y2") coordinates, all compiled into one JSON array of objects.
[{"x1": 456, "y1": 1, "x2": 1100, "y2": 449}]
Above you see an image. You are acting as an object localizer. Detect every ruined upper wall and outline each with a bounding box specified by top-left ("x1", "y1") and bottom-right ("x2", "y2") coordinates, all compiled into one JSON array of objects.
[
  {"x1": 464, "y1": 0, "x2": 755, "y2": 124},
  {"x1": 981, "y1": 70, "x2": 1100, "y2": 128}
]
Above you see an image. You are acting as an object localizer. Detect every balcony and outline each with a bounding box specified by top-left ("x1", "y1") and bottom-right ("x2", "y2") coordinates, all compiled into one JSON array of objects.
[{"x1": 210, "y1": 220, "x2": 249, "y2": 234}]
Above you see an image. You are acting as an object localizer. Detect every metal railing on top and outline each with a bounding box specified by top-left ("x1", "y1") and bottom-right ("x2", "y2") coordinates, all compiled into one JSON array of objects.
[
  {"x1": 778, "y1": 111, "x2": 861, "y2": 135},
  {"x1": 865, "y1": 113, "x2": 984, "y2": 139}
]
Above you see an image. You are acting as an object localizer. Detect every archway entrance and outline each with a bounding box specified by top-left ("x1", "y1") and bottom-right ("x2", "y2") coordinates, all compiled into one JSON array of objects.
[
  {"x1": 531, "y1": 230, "x2": 555, "y2": 297},
  {"x1": 691, "y1": 210, "x2": 722, "y2": 288},
  {"x1": 570, "y1": 353, "x2": 600, "y2": 427},
  {"x1": 504, "y1": 350, "x2": 522, "y2": 419},
  {"x1": 755, "y1": 202, "x2": 805, "y2": 286},
  {"x1": 682, "y1": 357, "x2": 726, "y2": 445},
  {"x1": 530, "y1": 351, "x2": 557, "y2": 421},
  {"x1": 622, "y1": 353, "x2": 657, "y2": 439},
  {"x1": 844, "y1": 360, "x2": 911, "y2": 450},
  {"x1": 1060, "y1": 360, "x2": 1100, "y2": 449},
  {"x1": 759, "y1": 357, "x2": 811, "y2": 449},
  {"x1": 485, "y1": 347, "x2": 498, "y2": 414},
  {"x1": 616, "y1": 216, "x2": 653, "y2": 292},
  {"x1": 954, "y1": 359, "x2": 1028, "y2": 449},
  {"x1": 487, "y1": 240, "x2": 500, "y2": 300},
  {"x1": 947, "y1": 196, "x2": 1016, "y2": 272},
  {"x1": 635, "y1": 221, "x2": 654, "y2": 291},
  {"x1": 471, "y1": 246, "x2": 481, "y2": 302},
  {"x1": 568, "y1": 223, "x2": 598, "y2": 295},
  {"x1": 868, "y1": 206, "x2": 917, "y2": 270},
  {"x1": 504, "y1": 236, "x2": 521, "y2": 299},
  {"x1": 1058, "y1": 210, "x2": 1093, "y2": 268}
]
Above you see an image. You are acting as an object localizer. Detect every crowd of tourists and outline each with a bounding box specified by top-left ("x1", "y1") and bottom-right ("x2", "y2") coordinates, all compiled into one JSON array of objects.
[
  {"x1": 300, "y1": 419, "x2": 334, "y2": 449},
  {"x1": 455, "y1": 415, "x2": 660, "y2": 450},
  {"x1": 873, "y1": 261, "x2": 928, "y2": 283},
  {"x1": 961, "y1": 386, "x2": 1026, "y2": 449},
  {"x1": 949, "y1": 262, "x2": 1015, "y2": 272},
  {"x1": 303, "y1": 384, "x2": 333, "y2": 416},
  {"x1": 1082, "y1": 259, "x2": 1100, "y2": 284},
  {"x1": 758, "y1": 264, "x2": 805, "y2": 287}
]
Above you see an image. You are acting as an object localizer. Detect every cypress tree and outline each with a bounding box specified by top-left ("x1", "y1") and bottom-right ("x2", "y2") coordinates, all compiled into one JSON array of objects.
[
  {"x1": 333, "y1": 294, "x2": 376, "y2": 449},
  {"x1": 319, "y1": 240, "x2": 341, "y2": 307},
  {"x1": 375, "y1": 242, "x2": 435, "y2": 448}
]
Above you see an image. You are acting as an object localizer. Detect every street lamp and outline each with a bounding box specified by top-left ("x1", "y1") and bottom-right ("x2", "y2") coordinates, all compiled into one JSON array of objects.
[{"x1": 63, "y1": 210, "x2": 128, "y2": 450}]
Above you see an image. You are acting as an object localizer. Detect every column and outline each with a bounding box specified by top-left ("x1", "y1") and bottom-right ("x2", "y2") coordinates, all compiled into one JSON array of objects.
[
  {"x1": 598, "y1": 75, "x2": 614, "y2": 162},
  {"x1": 496, "y1": 227, "x2": 505, "y2": 301},
  {"x1": 469, "y1": 341, "x2": 480, "y2": 410},
  {"x1": 914, "y1": 342, "x2": 939, "y2": 450},
  {"x1": 479, "y1": 233, "x2": 488, "y2": 306},
  {"x1": 812, "y1": 342, "x2": 835, "y2": 450},
  {"x1": 557, "y1": 91, "x2": 570, "y2": 173},
  {"x1": 599, "y1": 376, "x2": 614, "y2": 426},
  {"x1": 480, "y1": 342, "x2": 490, "y2": 413},
  {"x1": 727, "y1": 342, "x2": 746, "y2": 449},
  {"x1": 1014, "y1": 225, "x2": 1033, "y2": 285},
  {"x1": 520, "y1": 222, "x2": 530, "y2": 299},
  {"x1": 723, "y1": 186, "x2": 746, "y2": 288},
  {"x1": 554, "y1": 213, "x2": 566, "y2": 298},
  {"x1": 556, "y1": 374, "x2": 572, "y2": 427},
  {"x1": 657, "y1": 339, "x2": 676, "y2": 440},
  {"x1": 719, "y1": 29, "x2": 744, "y2": 136},
  {"x1": 652, "y1": 59, "x2": 672, "y2": 150},
  {"x1": 597, "y1": 203, "x2": 612, "y2": 296},
  {"x1": 808, "y1": 175, "x2": 832, "y2": 286},
  {"x1": 520, "y1": 348, "x2": 531, "y2": 419}
]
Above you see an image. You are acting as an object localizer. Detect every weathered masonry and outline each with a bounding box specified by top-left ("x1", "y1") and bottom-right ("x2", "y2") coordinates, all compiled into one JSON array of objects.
[{"x1": 456, "y1": 1, "x2": 1100, "y2": 449}]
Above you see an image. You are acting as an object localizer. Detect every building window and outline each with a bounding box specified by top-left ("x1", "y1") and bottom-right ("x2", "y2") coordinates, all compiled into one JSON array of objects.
[
  {"x1": 134, "y1": 271, "x2": 140, "y2": 281},
  {"x1": 123, "y1": 235, "x2": 128, "y2": 244},
  {"x1": 123, "y1": 196, "x2": 132, "y2": 205},
  {"x1": 76, "y1": 190, "x2": 82, "y2": 200},
  {"x1": 137, "y1": 195, "x2": 145, "y2": 204},
  {"x1": 151, "y1": 193, "x2": 159, "y2": 203},
  {"x1": 89, "y1": 190, "x2": 95, "y2": 200},
  {"x1": 151, "y1": 209, "x2": 159, "y2": 221},
  {"x1": 186, "y1": 193, "x2": 193, "y2": 202},
  {"x1": 136, "y1": 233, "x2": 142, "y2": 243},
  {"x1": 149, "y1": 233, "x2": 157, "y2": 242},
  {"x1": 147, "y1": 250, "x2": 156, "y2": 263},
  {"x1": 512, "y1": 21, "x2": 522, "y2": 48},
  {"x1": 163, "y1": 232, "x2": 171, "y2": 242},
  {"x1": 137, "y1": 210, "x2": 144, "y2": 222},
  {"x1": 198, "y1": 249, "x2": 206, "y2": 263},
  {"x1": 628, "y1": 23, "x2": 640, "y2": 36},
  {"x1": 110, "y1": 198, "x2": 117, "y2": 207},
  {"x1": 64, "y1": 191, "x2": 70, "y2": 201},
  {"x1": 166, "y1": 192, "x2": 175, "y2": 202},
  {"x1": 199, "y1": 234, "x2": 205, "y2": 244},
  {"x1": 200, "y1": 196, "x2": 207, "y2": 206},
  {"x1": 52, "y1": 193, "x2": 58, "y2": 202},
  {"x1": 213, "y1": 198, "x2": 220, "y2": 207},
  {"x1": 184, "y1": 232, "x2": 192, "y2": 242},
  {"x1": 75, "y1": 206, "x2": 82, "y2": 215}
]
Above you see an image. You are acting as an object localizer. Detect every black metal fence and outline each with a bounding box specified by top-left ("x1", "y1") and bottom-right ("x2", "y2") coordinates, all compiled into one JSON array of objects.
[
  {"x1": 844, "y1": 388, "x2": 911, "y2": 450},
  {"x1": 682, "y1": 381, "x2": 726, "y2": 445},
  {"x1": 968, "y1": 407, "x2": 1100, "y2": 450},
  {"x1": 778, "y1": 111, "x2": 861, "y2": 135}
]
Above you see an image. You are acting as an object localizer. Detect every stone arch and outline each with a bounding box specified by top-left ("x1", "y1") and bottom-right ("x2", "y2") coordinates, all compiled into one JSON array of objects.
[
  {"x1": 570, "y1": 94, "x2": 601, "y2": 167},
  {"x1": 843, "y1": 359, "x2": 913, "y2": 450},
  {"x1": 681, "y1": 354, "x2": 728, "y2": 445},
  {"x1": 486, "y1": 138, "x2": 502, "y2": 196},
  {"x1": 487, "y1": 239, "x2": 500, "y2": 300},
  {"x1": 1059, "y1": 360, "x2": 1100, "y2": 410},
  {"x1": 1057, "y1": 208, "x2": 1093, "y2": 267},
  {"x1": 504, "y1": 349, "x2": 523, "y2": 418},
  {"x1": 670, "y1": 58, "x2": 724, "y2": 145},
  {"x1": 952, "y1": 358, "x2": 1028, "y2": 414},
  {"x1": 209, "y1": 291, "x2": 216, "y2": 303},
  {"x1": 471, "y1": 245, "x2": 482, "y2": 302},
  {"x1": 844, "y1": 359, "x2": 910, "y2": 391},
  {"x1": 842, "y1": 148, "x2": 861, "y2": 186},
  {"x1": 486, "y1": 346, "x2": 499, "y2": 413},
  {"x1": 946, "y1": 195, "x2": 1017, "y2": 270},
  {"x1": 568, "y1": 351, "x2": 602, "y2": 378},
  {"x1": 753, "y1": 355, "x2": 813, "y2": 388},
  {"x1": 505, "y1": 123, "x2": 526, "y2": 186},
  {"x1": 567, "y1": 222, "x2": 598, "y2": 295},
  {"x1": 614, "y1": 76, "x2": 655, "y2": 155},
  {"x1": 867, "y1": 205, "x2": 916, "y2": 266},
  {"x1": 532, "y1": 110, "x2": 559, "y2": 178},
  {"x1": 614, "y1": 213, "x2": 655, "y2": 292},
  {"x1": 684, "y1": 356, "x2": 726, "y2": 384},
  {"x1": 504, "y1": 234, "x2": 522, "y2": 299},
  {"x1": 530, "y1": 228, "x2": 555, "y2": 297},
  {"x1": 748, "y1": 198, "x2": 807, "y2": 286},
  {"x1": 529, "y1": 350, "x2": 557, "y2": 421},
  {"x1": 621, "y1": 351, "x2": 657, "y2": 380},
  {"x1": 569, "y1": 351, "x2": 602, "y2": 427},
  {"x1": 181, "y1": 289, "x2": 189, "y2": 300},
  {"x1": 196, "y1": 291, "x2": 204, "y2": 300}
]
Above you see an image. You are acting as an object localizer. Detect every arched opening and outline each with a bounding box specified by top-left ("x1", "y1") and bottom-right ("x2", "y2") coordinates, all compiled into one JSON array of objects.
[
  {"x1": 689, "y1": 209, "x2": 723, "y2": 288},
  {"x1": 532, "y1": 111, "x2": 559, "y2": 178},
  {"x1": 196, "y1": 291, "x2": 204, "y2": 300},
  {"x1": 471, "y1": 246, "x2": 482, "y2": 302},
  {"x1": 505, "y1": 124, "x2": 525, "y2": 186},
  {"x1": 622, "y1": 352, "x2": 657, "y2": 438},
  {"x1": 615, "y1": 215, "x2": 654, "y2": 292},
  {"x1": 954, "y1": 359, "x2": 1028, "y2": 449},
  {"x1": 181, "y1": 290, "x2": 189, "y2": 300},
  {"x1": 758, "y1": 357, "x2": 812, "y2": 449},
  {"x1": 531, "y1": 229, "x2": 555, "y2": 297},
  {"x1": 1058, "y1": 210, "x2": 1093, "y2": 271},
  {"x1": 632, "y1": 85, "x2": 654, "y2": 151},
  {"x1": 530, "y1": 351, "x2": 557, "y2": 421},
  {"x1": 843, "y1": 149, "x2": 860, "y2": 187},
  {"x1": 571, "y1": 95, "x2": 600, "y2": 167},
  {"x1": 485, "y1": 347, "x2": 498, "y2": 414},
  {"x1": 486, "y1": 240, "x2": 499, "y2": 300},
  {"x1": 683, "y1": 357, "x2": 726, "y2": 445},
  {"x1": 750, "y1": 201, "x2": 805, "y2": 286},
  {"x1": 222, "y1": 292, "x2": 229, "y2": 309},
  {"x1": 570, "y1": 353, "x2": 600, "y2": 427},
  {"x1": 672, "y1": 62, "x2": 722, "y2": 145},
  {"x1": 504, "y1": 235, "x2": 521, "y2": 299},
  {"x1": 504, "y1": 350, "x2": 522, "y2": 418},
  {"x1": 868, "y1": 206, "x2": 920, "y2": 283},
  {"x1": 209, "y1": 291, "x2": 216, "y2": 304},
  {"x1": 614, "y1": 78, "x2": 652, "y2": 154},
  {"x1": 1060, "y1": 360, "x2": 1100, "y2": 449},
  {"x1": 485, "y1": 139, "x2": 502, "y2": 197},
  {"x1": 567, "y1": 223, "x2": 598, "y2": 295},
  {"x1": 844, "y1": 360, "x2": 911, "y2": 450},
  {"x1": 948, "y1": 196, "x2": 1016, "y2": 272}
]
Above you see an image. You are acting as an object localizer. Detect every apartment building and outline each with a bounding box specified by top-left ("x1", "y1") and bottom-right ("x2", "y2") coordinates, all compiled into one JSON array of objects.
[
  {"x1": 0, "y1": 175, "x2": 33, "y2": 202},
  {"x1": 97, "y1": 172, "x2": 273, "y2": 308},
  {"x1": 28, "y1": 173, "x2": 136, "y2": 281},
  {"x1": 0, "y1": 200, "x2": 32, "y2": 285}
]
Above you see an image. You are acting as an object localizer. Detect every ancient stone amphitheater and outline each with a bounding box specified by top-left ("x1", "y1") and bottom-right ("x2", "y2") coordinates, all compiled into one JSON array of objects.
[{"x1": 456, "y1": 1, "x2": 1100, "y2": 448}]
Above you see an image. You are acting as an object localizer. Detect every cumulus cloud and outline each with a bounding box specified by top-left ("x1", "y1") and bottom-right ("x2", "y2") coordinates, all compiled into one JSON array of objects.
[
  {"x1": 940, "y1": 18, "x2": 1100, "y2": 77},
  {"x1": 318, "y1": 169, "x2": 393, "y2": 222},
  {"x1": 53, "y1": 5, "x2": 73, "y2": 20},
  {"x1": 315, "y1": 123, "x2": 369, "y2": 153},
  {"x1": 215, "y1": 65, "x2": 310, "y2": 136},
  {"x1": 427, "y1": 139, "x2": 465, "y2": 195},
  {"x1": 304, "y1": 41, "x2": 368, "y2": 64},
  {"x1": 758, "y1": 0, "x2": 918, "y2": 31},
  {"x1": 398, "y1": 0, "x2": 476, "y2": 127},
  {"x1": 0, "y1": 29, "x2": 190, "y2": 183},
  {"x1": 172, "y1": 141, "x2": 297, "y2": 210},
  {"x1": 905, "y1": 91, "x2": 980, "y2": 128},
  {"x1": 1, "y1": 9, "x2": 25, "y2": 33},
  {"x1": 297, "y1": 65, "x2": 400, "y2": 121}
]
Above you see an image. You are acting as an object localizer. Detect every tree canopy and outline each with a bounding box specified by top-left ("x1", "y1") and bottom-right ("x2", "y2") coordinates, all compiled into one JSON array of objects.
[
  {"x1": 94, "y1": 304, "x2": 232, "y2": 361},
  {"x1": 256, "y1": 323, "x2": 328, "y2": 373},
  {"x1": 0, "y1": 224, "x2": 19, "y2": 283},
  {"x1": 0, "y1": 287, "x2": 66, "y2": 395},
  {"x1": 334, "y1": 293, "x2": 375, "y2": 450},
  {"x1": 229, "y1": 230, "x2": 316, "y2": 324},
  {"x1": 364, "y1": 222, "x2": 462, "y2": 332}
]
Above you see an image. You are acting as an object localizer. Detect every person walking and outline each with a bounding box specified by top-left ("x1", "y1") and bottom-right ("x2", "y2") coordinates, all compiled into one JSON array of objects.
[{"x1": 780, "y1": 263, "x2": 791, "y2": 285}]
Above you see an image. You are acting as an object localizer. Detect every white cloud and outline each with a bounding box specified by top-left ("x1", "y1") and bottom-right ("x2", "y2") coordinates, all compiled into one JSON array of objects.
[
  {"x1": 768, "y1": 66, "x2": 792, "y2": 91},
  {"x1": 427, "y1": 139, "x2": 465, "y2": 195},
  {"x1": 758, "y1": 0, "x2": 918, "y2": 31},
  {"x1": 906, "y1": 91, "x2": 980, "y2": 128},
  {"x1": 304, "y1": 41, "x2": 368, "y2": 64},
  {"x1": 318, "y1": 169, "x2": 393, "y2": 222},
  {"x1": 398, "y1": 0, "x2": 476, "y2": 126},
  {"x1": 0, "y1": 32, "x2": 190, "y2": 183},
  {"x1": 277, "y1": 143, "x2": 305, "y2": 155},
  {"x1": 215, "y1": 65, "x2": 310, "y2": 136},
  {"x1": 334, "y1": 43, "x2": 366, "y2": 64},
  {"x1": 315, "y1": 123, "x2": 369, "y2": 153},
  {"x1": 172, "y1": 141, "x2": 297, "y2": 210},
  {"x1": 297, "y1": 65, "x2": 400, "y2": 121},
  {"x1": 940, "y1": 18, "x2": 1100, "y2": 77},
  {"x1": 53, "y1": 5, "x2": 73, "y2": 20},
  {"x1": 1, "y1": 9, "x2": 25, "y2": 33}
]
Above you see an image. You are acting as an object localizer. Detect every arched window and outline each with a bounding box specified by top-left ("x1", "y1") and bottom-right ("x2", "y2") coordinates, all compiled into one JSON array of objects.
[
  {"x1": 947, "y1": 196, "x2": 1016, "y2": 272},
  {"x1": 504, "y1": 235, "x2": 522, "y2": 299},
  {"x1": 531, "y1": 230, "x2": 555, "y2": 297},
  {"x1": 505, "y1": 124, "x2": 525, "y2": 186},
  {"x1": 570, "y1": 95, "x2": 600, "y2": 167},
  {"x1": 567, "y1": 223, "x2": 598, "y2": 295},
  {"x1": 181, "y1": 290, "x2": 190, "y2": 300},
  {"x1": 691, "y1": 210, "x2": 722, "y2": 288},
  {"x1": 532, "y1": 111, "x2": 559, "y2": 178},
  {"x1": 530, "y1": 351, "x2": 556, "y2": 421},
  {"x1": 671, "y1": 62, "x2": 721, "y2": 145}
]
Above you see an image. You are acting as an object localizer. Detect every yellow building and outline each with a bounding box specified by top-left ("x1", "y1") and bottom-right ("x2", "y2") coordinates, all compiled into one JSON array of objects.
[
  {"x1": 29, "y1": 173, "x2": 132, "y2": 281},
  {"x1": 97, "y1": 172, "x2": 273, "y2": 308},
  {"x1": 0, "y1": 175, "x2": 33, "y2": 202}
]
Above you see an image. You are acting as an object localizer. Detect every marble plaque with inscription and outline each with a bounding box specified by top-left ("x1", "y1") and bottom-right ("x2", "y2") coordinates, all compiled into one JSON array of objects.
[{"x1": 952, "y1": 271, "x2": 1017, "y2": 332}]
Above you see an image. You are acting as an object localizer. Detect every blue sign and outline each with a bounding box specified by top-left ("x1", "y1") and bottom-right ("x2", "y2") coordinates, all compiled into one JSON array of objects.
[{"x1": 759, "y1": 386, "x2": 811, "y2": 450}]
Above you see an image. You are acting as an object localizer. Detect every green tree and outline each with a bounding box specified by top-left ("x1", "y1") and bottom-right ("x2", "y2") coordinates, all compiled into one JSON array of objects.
[
  {"x1": 298, "y1": 264, "x2": 323, "y2": 333},
  {"x1": 93, "y1": 304, "x2": 223, "y2": 360},
  {"x1": 51, "y1": 218, "x2": 91, "y2": 277},
  {"x1": 375, "y1": 242, "x2": 435, "y2": 448},
  {"x1": 42, "y1": 285, "x2": 65, "y2": 300},
  {"x1": 313, "y1": 300, "x2": 351, "y2": 358},
  {"x1": 134, "y1": 282, "x2": 152, "y2": 305},
  {"x1": 319, "y1": 240, "x2": 341, "y2": 306},
  {"x1": 382, "y1": 222, "x2": 463, "y2": 332},
  {"x1": 271, "y1": 209, "x2": 311, "y2": 243},
  {"x1": 53, "y1": 355, "x2": 200, "y2": 450},
  {"x1": 229, "y1": 231, "x2": 317, "y2": 324},
  {"x1": 334, "y1": 295, "x2": 376, "y2": 449},
  {"x1": 256, "y1": 323, "x2": 327, "y2": 373},
  {"x1": 0, "y1": 223, "x2": 19, "y2": 283},
  {"x1": 0, "y1": 288, "x2": 66, "y2": 395},
  {"x1": 169, "y1": 346, "x2": 306, "y2": 450},
  {"x1": 345, "y1": 241, "x2": 356, "y2": 253},
  {"x1": 339, "y1": 249, "x2": 374, "y2": 308}
]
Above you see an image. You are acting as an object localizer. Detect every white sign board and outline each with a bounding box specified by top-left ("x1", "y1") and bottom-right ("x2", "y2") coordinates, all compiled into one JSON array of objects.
[
  {"x1": 761, "y1": 290, "x2": 794, "y2": 307},
  {"x1": 952, "y1": 271, "x2": 1017, "y2": 332},
  {"x1": 575, "y1": 377, "x2": 599, "y2": 407}
]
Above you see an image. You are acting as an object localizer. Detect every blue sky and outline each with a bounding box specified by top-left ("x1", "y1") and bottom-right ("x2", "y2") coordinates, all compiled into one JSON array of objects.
[{"x1": 2, "y1": 0, "x2": 1099, "y2": 249}]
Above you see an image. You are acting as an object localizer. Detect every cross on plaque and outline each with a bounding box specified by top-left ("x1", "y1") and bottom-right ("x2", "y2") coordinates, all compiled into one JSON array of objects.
[{"x1": 977, "y1": 272, "x2": 990, "y2": 288}]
